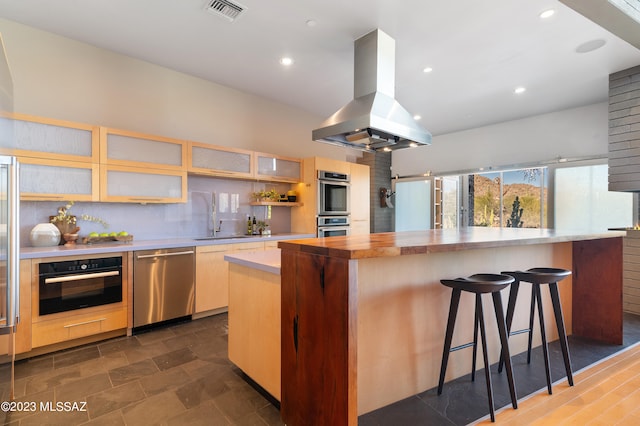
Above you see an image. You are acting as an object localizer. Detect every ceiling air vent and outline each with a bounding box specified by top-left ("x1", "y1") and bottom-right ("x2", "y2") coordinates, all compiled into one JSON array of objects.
[{"x1": 205, "y1": 0, "x2": 246, "y2": 22}]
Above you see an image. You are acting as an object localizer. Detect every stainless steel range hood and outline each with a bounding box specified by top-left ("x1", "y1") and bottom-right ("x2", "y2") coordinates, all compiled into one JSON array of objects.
[{"x1": 312, "y1": 29, "x2": 432, "y2": 152}]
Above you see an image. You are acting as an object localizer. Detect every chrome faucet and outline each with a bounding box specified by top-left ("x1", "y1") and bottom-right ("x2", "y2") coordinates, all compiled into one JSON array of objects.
[{"x1": 211, "y1": 192, "x2": 222, "y2": 237}]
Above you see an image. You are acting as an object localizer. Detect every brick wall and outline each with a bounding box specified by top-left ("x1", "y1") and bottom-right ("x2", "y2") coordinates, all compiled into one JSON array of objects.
[
  {"x1": 358, "y1": 152, "x2": 393, "y2": 233},
  {"x1": 609, "y1": 65, "x2": 640, "y2": 192}
]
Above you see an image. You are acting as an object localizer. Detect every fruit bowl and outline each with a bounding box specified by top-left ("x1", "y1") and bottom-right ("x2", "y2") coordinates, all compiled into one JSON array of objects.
[{"x1": 82, "y1": 234, "x2": 134, "y2": 244}]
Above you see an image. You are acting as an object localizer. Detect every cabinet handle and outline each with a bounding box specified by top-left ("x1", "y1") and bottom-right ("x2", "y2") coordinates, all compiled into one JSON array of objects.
[
  {"x1": 136, "y1": 250, "x2": 194, "y2": 259},
  {"x1": 44, "y1": 270, "x2": 120, "y2": 284},
  {"x1": 64, "y1": 318, "x2": 106, "y2": 328}
]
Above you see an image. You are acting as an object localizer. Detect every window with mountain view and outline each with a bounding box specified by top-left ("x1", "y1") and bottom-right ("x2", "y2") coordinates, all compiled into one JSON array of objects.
[{"x1": 470, "y1": 167, "x2": 547, "y2": 228}]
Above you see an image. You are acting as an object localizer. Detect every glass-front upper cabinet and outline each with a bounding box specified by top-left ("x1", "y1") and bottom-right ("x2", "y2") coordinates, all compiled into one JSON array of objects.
[
  {"x1": 188, "y1": 141, "x2": 254, "y2": 179},
  {"x1": 254, "y1": 152, "x2": 301, "y2": 183},
  {"x1": 100, "y1": 127, "x2": 186, "y2": 171},
  {"x1": 1, "y1": 113, "x2": 99, "y2": 162},
  {"x1": 20, "y1": 157, "x2": 99, "y2": 202}
]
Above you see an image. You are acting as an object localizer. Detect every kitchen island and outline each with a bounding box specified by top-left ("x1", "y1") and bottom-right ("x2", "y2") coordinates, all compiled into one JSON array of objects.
[{"x1": 278, "y1": 227, "x2": 623, "y2": 426}]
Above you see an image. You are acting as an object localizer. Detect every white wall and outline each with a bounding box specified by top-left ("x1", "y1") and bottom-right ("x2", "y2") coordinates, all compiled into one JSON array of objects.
[
  {"x1": 0, "y1": 18, "x2": 353, "y2": 161},
  {"x1": 392, "y1": 102, "x2": 608, "y2": 176}
]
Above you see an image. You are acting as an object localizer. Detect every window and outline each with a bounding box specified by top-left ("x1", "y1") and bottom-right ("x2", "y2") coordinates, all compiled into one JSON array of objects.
[
  {"x1": 555, "y1": 164, "x2": 632, "y2": 231},
  {"x1": 469, "y1": 168, "x2": 547, "y2": 228}
]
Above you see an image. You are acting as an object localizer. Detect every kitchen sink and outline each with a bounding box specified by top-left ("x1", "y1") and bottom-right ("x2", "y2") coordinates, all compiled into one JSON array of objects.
[{"x1": 194, "y1": 235, "x2": 254, "y2": 241}]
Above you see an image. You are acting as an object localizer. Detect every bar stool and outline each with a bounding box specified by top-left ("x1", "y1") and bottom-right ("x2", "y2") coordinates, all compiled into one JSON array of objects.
[
  {"x1": 437, "y1": 273, "x2": 518, "y2": 422},
  {"x1": 498, "y1": 268, "x2": 573, "y2": 395}
]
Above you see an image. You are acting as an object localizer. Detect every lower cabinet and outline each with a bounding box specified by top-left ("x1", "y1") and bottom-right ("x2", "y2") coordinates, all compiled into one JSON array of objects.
[
  {"x1": 195, "y1": 244, "x2": 234, "y2": 313},
  {"x1": 31, "y1": 306, "x2": 127, "y2": 348},
  {"x1": 30, "y1": 253, "x2": 129, "y2": 349},
  {"x1": 195, "y1": 241, "x2": 267, "y2": 314}
]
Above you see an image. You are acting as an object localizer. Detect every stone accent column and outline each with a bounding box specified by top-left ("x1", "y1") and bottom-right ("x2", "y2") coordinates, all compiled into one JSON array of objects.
[{"x1": 609, "y1": 65, "x2": 640, "y2": 192}]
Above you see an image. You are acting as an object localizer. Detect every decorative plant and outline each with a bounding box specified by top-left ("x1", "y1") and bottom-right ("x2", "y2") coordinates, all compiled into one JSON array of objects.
[
  {"x1": 50, "y1": 201, "x2": 109, "y2": 228},
  {"x1": 256, "y1": 220, "x2": 269, "y2": 234},
  {"x1": 251, "y1": 189, "x2": 280, "y2": 201},
  {"x1": 506, "y1": 196, "x2": 524, "y2": 228}
]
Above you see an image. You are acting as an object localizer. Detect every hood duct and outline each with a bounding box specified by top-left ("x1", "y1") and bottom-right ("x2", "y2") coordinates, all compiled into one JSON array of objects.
[{"x1": 312, "y1": 29, "x2": 432, "y2": 152}]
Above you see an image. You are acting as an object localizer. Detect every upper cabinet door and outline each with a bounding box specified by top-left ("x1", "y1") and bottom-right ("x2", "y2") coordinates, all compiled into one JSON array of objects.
[
  {"x1": 3, "y1": 113, "x2": 99, "y2": 162},
  {"x1": 254, "y1": 152, "x2": 302, "y2": 183},
  {"x1": 100, "y1": 127, "x2": 186, "y2": 171},
  {"x1": 19, "y1": 157, "x2": 99, "y2": 202},
  {"x1": 100, "y1": 165, "x2": 186, "y2": 203},
  {"x1": 188, "y1": 141, "x2": 254, "y2": 179}
]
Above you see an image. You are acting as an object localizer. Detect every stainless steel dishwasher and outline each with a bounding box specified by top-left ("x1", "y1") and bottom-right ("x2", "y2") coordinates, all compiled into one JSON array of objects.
[{"x1": 133, "y1": 247, "x2": 195, "y2": 329}]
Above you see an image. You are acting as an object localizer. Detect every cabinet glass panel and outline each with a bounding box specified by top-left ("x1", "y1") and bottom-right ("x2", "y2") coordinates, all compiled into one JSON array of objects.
[
  {"x1": 192, "y1": 146, "x2": 251, "y2": 174},
  {"x1": 14, "y1": 120, "x2": 92, "y2": 157},
  {"x1": 107, "y1": 134, "x2": 182, "y2": 167},
  {"x1": 257, "y1": 156, "x2": 300, "y2": 179},
  {"x1": 107, "y1": 170, "x2": 182, "y2": 198},
  {"x1": 20, "y1": 163, "x2": 92, "y2": 195}
]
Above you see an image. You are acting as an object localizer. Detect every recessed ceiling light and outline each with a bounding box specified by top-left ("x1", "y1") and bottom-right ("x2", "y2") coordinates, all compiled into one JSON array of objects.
[
  {"x1": 539, "y1": 9, "x2": 555, "y2": 19},
  {"x1": 576, "y1": 39, "x2": 606, "y2": 53},
  {"x1": 514, "y1": 86, "x2": 526, "y2": 94},
  {"x1": 413, "y1": 115, "x2": 421, "y2": 120},
  {"x1": 423, "y1": 67, "x2": 433, "y2": 73},
  {"x1": 280, "y1": 57, "x2": 294, "y2": 66},
  {"x1": 306, "y1": 19, "x2": 317, "y2": 27}
]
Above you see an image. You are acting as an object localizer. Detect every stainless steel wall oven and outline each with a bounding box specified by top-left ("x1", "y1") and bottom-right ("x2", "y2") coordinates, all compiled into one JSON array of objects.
[
  {"x1": 38, "y1": 257, "x2": 123, "y2": 316},
  {"x1": 318, "y1": 170, "x2": 350, "y2": 216},
  {"x1": 317, "y1": 216, "x2": 350, "y2": 237}
]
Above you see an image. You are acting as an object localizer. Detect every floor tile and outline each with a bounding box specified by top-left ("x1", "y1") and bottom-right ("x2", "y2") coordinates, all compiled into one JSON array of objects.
[
  {"x1": 165, "y1": 399, "x2": 230, "y2": 426},
  {"x1": 108, "y1": 359, "x2": 158, "y2": 387},
  {"x1": 80, "y1": 409, "x2": 126, "y2": 426},
  {"x1": 54, "y1": 346, "x2": 101, "y2": 370},
  {"x1": 138, "y1": 366, "x2": 191, "y2": 396},
  {"x1": 85, "y1": 380, "x2": 146, "y2": 419},
  {"x1": 97, "y1": 336, "x2": 141, "y2": 356},
  {"x1": 152, "y1": 346, "x2": 197, "y2": 371},
  {"x1": 54, "y1": 372, "x2": 112, "y2": 402},
  {"x1": 121, "y1": 390, "x2": 186, "y2": 424}
]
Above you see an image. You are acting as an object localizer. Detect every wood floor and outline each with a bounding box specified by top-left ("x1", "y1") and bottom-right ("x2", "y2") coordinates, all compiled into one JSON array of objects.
[{"x1": 475, "y1": 342, "x2": 640, "y2": 425}]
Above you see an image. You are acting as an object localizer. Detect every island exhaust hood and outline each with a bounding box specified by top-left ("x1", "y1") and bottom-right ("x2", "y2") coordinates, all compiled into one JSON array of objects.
[{"x1": 312, "y1": 29, "x2": 432, "y2": 152}]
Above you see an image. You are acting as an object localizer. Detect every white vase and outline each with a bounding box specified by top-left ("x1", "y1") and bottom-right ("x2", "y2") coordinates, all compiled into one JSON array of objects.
[{"x1": 29, "y1": 223, "x2": 61, "y2": 247}]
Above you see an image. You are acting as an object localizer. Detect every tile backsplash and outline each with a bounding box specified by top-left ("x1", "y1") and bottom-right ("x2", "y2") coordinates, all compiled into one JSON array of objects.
[{"x1": 20, "y1": 176, "x2": 293, "y2": 247}]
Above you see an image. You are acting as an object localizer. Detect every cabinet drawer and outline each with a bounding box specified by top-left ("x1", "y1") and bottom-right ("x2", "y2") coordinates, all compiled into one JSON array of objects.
[{"x1": 32, "y1": 307, "x2": 127, "y2": 348}]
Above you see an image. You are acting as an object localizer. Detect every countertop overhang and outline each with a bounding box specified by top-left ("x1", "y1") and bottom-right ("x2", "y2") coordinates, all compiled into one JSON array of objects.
[
  {"x1": 224, "y1": 249, "x2": 281, "y2": 275},
  {"x1": 20, "y1": 233, "x2": 314, "y2": 259},
  {"x1": 278, "y1": 227, "x2": 625, "y2": 259}
]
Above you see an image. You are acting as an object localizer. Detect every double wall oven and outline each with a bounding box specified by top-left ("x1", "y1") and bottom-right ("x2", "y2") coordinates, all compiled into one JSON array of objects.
[{"x1": 317, "y1": 170, "x2": 350, "y2": 237}]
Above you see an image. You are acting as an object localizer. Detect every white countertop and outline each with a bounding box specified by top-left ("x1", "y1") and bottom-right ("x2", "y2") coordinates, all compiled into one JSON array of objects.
[
  {"x1": 20, "y1": 233, "x2": 313, "y2": 259},
  {"x1": 224, "y1": 249, "x2": 281, "y2": 275}
]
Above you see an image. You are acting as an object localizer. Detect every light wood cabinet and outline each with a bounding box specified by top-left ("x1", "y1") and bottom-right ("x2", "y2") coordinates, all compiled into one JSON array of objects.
[
  {"x1": 195, "y1": 243, "x2": 234, "y2": 313},
  {"x1": 433, "y1": 177, "x2": 443, "y2": 229},
  {"x1": 188, "y1": 141, "x2": 254, "y2": 179},
  {"x1": 195, "y1": 241, "x2": 268, "y2": 314},
  {"x1": 1, "y1": 114, "x2": 100, "y2": 201},
  {"x1": 228, "y1": 261, "x2": 281, "y2": 400},
  {"x1": 1, "y1": 113, "x2": 99, "y2": 162},
  {"x1": 292, "y1": 157, "x2": 370, "y2": 235},
  {"x1": 19, "y1": 157, "x2": 100, "y2": 202},
  {"x1": 254, "y1": 152, "x2": 302, "y2": 183},
  {"x1": 30, "y1": 253, "x2": 128, "y2": 349},
  {"x1": 100, "y1": 164, "x2": 187, "y2": 203},
  {"x1": 100, "y1": 127, "x2": 186, "y2": 171},
  {"x1": 349, "y1": 163, "x2": 370, "y2": 235}
]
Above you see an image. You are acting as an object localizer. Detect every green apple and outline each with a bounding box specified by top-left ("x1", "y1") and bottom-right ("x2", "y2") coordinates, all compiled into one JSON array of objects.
[
  {"x1": 99, "y1": 232, "x2": 109, "y2": 237},
  {"x1": 118, "y1": 231, "x2": 129, "y2": 236},
  {"x1": 89, "y1": 232, "x2": 99, "y2": 237},
  {"x1": 109, "y1": 232, "x2": 117, "y2": 237}
]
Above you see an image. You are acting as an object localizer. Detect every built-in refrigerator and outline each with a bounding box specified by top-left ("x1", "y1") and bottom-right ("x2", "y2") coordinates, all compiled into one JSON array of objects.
[{"x1": 0, "y1": 31, "x2": 21, "y2": 413}]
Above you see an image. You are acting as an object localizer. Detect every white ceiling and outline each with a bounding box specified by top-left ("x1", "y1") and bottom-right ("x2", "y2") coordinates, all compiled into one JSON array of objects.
[{"x1": 1, "y1": 0, "x2": 640, "y2": 137}]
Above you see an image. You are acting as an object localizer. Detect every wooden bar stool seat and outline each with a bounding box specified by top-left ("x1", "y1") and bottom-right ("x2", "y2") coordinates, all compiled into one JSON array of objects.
[
  {"x1": 437, "y1": 273, "x2": 518, "y2": 422},
  {"x1": 498, "y1": 267, "x2": 573, "y2": 395}
]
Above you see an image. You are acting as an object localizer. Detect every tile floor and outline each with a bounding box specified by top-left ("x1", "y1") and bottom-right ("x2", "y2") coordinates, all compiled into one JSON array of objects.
[{"x1": 1, "y1": 312, "x2": 639, "y2": 426}]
